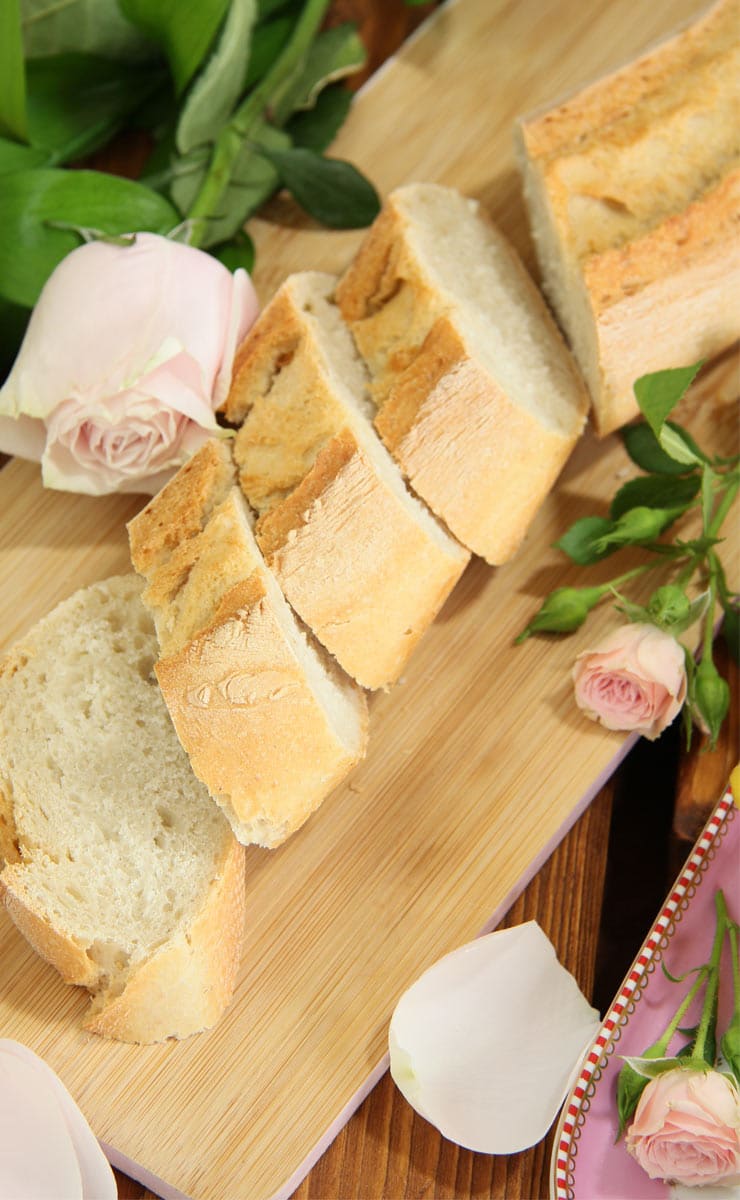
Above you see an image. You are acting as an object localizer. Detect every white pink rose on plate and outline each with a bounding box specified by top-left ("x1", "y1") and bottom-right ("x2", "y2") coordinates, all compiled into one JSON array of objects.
[{"x1": 0, "y1": 233, "x2": 258, "y2": 495}]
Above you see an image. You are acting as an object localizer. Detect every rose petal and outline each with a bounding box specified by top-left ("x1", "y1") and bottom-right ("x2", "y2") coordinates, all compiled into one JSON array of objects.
[
  {"x1": 213, "y1": 267, "x2": 260, "y2": 410},
  {"x1": 0, "y1": 413, "x2": 46, "y2": 461},
  {"x1": 0, "y1": 1045, "x2": 82, "y2": 1199},
  {"x1": 0, "y1": 1041, "x2": 116, "y2": 1200},
  {"x1": 388, "y1": 921, "x2": 601, "y2": 1154}
]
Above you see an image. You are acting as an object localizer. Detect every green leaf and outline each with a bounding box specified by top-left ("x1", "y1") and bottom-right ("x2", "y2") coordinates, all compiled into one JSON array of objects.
[
  {"x1": 554, "y1": 515, "x2": 615, "y2": 565},
  {"x1": 634, "y1": 363, "x2": 704, "y2": 441},
  {"x1": 0, "y1": 135, "x2": 47, "y2": 173},
  {"x1": 622, "y1": 421, "x2": 703, "y2": 477},
  {"x1": 119, "y1": 0, "x2": 230, "y2": 93},
  {"x1": 256, "y1": 145, "x2": 379, "y2": 228},
  {"x1": 270, "y1": 23, "x2": 366, "y2": 124},
  {"x1": 243, "y1": 16, "x2": 293, "y2": 89},
  {"x1": 0, "y1": 168, "x2": 178, "y2": 307},
  {"x1": 610, "y1": 473, "x2": 701, "y2": 521},
  {"x1": 176, "y1": 0, "x2": 258, "y2": 154},
  {"x1": 0, "y1": 0, "x2": 28, "y2": 142},
  {"x1": 515, "y1": 584, "x2": 606, "y2": 642},
  {"x1": 286, "y1": 83, "x2": 352, "y2": 151},
  {"x1": 659, "y1": 423, "x2": 707, "y2": 468},
  {"x1": 25, "y1": 54, "x2": 164, "y2": 165},
  {"x1": 171, "y1": 118, "x2": 289, "y2": 245},
  {"x1": 257, "y1": 0, "x2": 300, "y2": 16},
  {"x1": 212, "y1": 228, "x2": 255, "y2": 273},
  {"x1": 21, "y1": 0, "x2": 153, "y2": 60}
]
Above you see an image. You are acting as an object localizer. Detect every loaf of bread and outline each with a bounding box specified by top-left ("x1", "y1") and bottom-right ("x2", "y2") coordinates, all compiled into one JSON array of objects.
[
  {"x1": 223, "y1": 271, "x2": 470, "y2": 690},
  {"x1": 335, "y1": 182, "x2": 589, "y2": 565},
  {"x1": 516, "y1": 0, "x2": 740, "y2": 436},
  {"x1": 0, "y1": 575, "x2": 245, "y2": 1043},
  {"x1": 128, "y1": 438, "x2": 369, "y2": 848}
]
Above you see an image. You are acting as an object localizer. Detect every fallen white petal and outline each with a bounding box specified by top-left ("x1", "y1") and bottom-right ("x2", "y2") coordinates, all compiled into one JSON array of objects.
[
  {"x1": 388, "y1": 921, "x2": 601, "y2": 1155},
  {"x1": 0, "y1": 413, "x2": 46, "y2": 461},
  {"x1": 0, "y1": 1041, "x2": 116, "y2": 1200}
]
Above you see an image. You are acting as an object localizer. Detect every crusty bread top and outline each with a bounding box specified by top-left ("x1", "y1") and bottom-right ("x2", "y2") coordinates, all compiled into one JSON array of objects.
[
  {"x1": 518, "y1": 0, "x2": 740, "y2": 267},
  {"x1": 127, "y1": 437, "x2": 235, "y2": 580}
]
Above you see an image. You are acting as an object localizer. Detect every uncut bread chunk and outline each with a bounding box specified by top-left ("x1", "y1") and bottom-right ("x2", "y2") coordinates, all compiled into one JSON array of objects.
[
  {"x1": 516, "y1": 0, "x2": 740, "y2": 436},
  {"x1": 223, "y1": 272, "x2": 470, "y2": 690},
  {"x1": 0, "y1": 575, "x2": 245, "y2": 1043},
  {"x1": 335, "y1": 183, "x2": 589, "y2": 565},
  {"x1": 128, "y1": 439, "x2": 369, "y2": 848}
]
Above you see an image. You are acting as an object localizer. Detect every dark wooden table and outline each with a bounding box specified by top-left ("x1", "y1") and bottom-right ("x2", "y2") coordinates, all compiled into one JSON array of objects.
[{"x1": 115, "y1": 639, "x2": 737, "y2": 1199}]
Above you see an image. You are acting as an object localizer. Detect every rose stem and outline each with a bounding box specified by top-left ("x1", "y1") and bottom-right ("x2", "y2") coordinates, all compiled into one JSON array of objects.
[
  {"x1": 691, "y1": 890, "x2": 728, "y2": 1064},
  {"x1": 186, "y1": 0, "x2": 331, "y2": 245}
]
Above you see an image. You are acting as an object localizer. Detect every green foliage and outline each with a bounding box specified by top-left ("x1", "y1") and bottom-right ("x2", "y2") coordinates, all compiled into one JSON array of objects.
[
  {"x1": 517, "y1": 366, "x2": 739, "y2": 749},
  {"x1": 256, "y1": 145, "x2": 380, "y2": 227},
  {"x1": 175, "y1": 0, "x2": 258, "y2": 154},
  {"x1": 118, "y1": 0, "x2": 230, "y2": 93},
  {"x1": 0, "y1": 168, "x2": 177, "y2": 306},
  {"x1": 21, "y1": 0, "x2": 153, "y2": 60},
  {"x1": 0, "y1": 0, "x2": 28, "y2": 142}
]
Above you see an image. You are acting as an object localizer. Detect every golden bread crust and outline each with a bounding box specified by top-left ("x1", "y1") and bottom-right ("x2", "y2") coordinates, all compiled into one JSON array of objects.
[{"x1": 154, "y1": 577, "x2": 369, "y2": 846}]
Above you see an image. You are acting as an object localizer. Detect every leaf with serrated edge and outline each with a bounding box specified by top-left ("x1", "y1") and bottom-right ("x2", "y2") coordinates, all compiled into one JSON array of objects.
[
  {"x1": 176, "y1": 0, "x2": 258, "y2": 154},
  {"x1": 634, "y1": 363, "x2": 703, "y2": 440}
]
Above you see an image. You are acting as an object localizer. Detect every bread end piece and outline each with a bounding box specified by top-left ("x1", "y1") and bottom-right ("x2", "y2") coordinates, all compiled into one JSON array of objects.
[{"x1": 516, "y1": 0, "x2": 740, "y2": 435}]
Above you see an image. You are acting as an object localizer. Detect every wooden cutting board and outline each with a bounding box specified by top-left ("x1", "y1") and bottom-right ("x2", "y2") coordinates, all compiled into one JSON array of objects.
[{"x1": 1, "y1": 1, "x2": 735, "y2": 1198}]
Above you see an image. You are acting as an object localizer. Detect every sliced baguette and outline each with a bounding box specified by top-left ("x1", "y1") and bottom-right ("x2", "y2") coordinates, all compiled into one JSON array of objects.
[
  {"x1": 128, "y1": 439, "x2": 369, "y2": 848},
  {"x1": 515, "y1": 0, "x2": 740, "y2": 435},
  {"x1": 335, "y1": 183, "x2": 589, "y2": 565},
  {"x1": 0, "y1": 574, "x2": 245, "y2": 1043},
  {"x1": 223, "y1": 272, "x2": 470, "y2": 690}
]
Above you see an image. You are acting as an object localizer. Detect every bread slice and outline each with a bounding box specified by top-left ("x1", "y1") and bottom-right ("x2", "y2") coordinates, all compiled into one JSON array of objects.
[
  {"x1": 335, "y1": 183, "x2": 589, "y2": 565},
  {"x1": 516, "y1": 0, "x2": 740, "y2": 436},
  {"x1": 128, "y1": 439, "x2": 369, "y2": 848},
  {"x1": 222, "y1": 272, "x2": 470, "y2": 690},
  {"x1": 0, "y1": 574, "x2": 245, "y2": 1043}
]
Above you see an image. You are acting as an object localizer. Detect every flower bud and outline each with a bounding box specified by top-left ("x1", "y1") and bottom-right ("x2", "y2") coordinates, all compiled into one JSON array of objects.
[
  {"x1": 693, "y1": 657, "x2": 730, "y2": 749},
  {"x1": 516, "y1": 586, "x2": 604, "y2": 641},
  {"x1": 648, "y1": 585, "x2": 691, "y2": 628},
  {"x1": 596, "y1": 505, "x2": 680, "y2": 550}
]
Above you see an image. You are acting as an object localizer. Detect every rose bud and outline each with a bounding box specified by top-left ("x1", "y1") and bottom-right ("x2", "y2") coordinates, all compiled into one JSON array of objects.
[
  {"x1": 572, "y1": 622, "x2": 687, "y2": 739},
  {"x1": 515, "y1": 585, "x2": 606, "y2": 642},
  {"x1": 626, "y1": 1067, "x2": 740, "y2": 1187},
  {"x1": 0, "y1": 233, "x2": 259, "y2": 495},
  {"x1": 693, "y1": 653, "x2": 731, "y2": 749}
]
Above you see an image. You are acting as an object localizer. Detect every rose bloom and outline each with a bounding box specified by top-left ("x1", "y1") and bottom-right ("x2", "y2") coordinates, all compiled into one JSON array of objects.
[
  {"x1": 572, "y1": 622, "x2": 687, "y2": 740},
  {"x1": 0, "y1": 233, "x2": 258, "y2": 495},
  {"x1": 626, "y1": 1068, "x2": 740, "y2": 1187}
]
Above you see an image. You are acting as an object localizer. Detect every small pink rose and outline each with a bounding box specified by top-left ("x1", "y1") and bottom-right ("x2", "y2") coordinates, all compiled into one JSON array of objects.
[
  {"x1": 626, "y1": 1068, "x2": 740, "y2": 1187},
  {"x1": 572, "y1": 622, "x2": 687, "y2": 740},
  {"x1": 0, "y1": 233, "x2": 259, "y2": 495}
]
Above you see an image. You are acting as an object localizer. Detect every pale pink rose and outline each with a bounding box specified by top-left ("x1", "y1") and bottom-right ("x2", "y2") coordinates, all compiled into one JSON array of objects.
[
  {"x1": 572, "y1": 623, "x2": 687, "y2": 740},
  {"x1": 626, "y1": 1068, "x2": 740, "y2": 1187},
  {"x1": 0, "y1": 233, "x2": 259, "y2": 495}
]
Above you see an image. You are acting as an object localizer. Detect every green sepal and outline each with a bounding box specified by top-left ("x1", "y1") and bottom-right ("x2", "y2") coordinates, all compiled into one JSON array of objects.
[{"x1": 594, "y1": 505, "x2": 686, "y2": 551}]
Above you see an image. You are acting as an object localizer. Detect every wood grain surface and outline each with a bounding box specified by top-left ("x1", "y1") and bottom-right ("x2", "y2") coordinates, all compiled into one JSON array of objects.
[{"x1": 1, "y1": 2, "x2": 736, "y2": 1199}]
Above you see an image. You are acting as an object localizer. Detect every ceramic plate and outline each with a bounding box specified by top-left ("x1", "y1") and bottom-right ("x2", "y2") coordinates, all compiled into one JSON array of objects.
[{"x1": 550, "y1": 782, "x2": 738, "y2": 1200}]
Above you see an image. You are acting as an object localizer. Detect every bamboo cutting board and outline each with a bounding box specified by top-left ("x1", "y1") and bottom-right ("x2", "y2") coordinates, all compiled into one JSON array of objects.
[{"x1": 0, "y1": 2, "x2": 735, "y2": 1198}]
